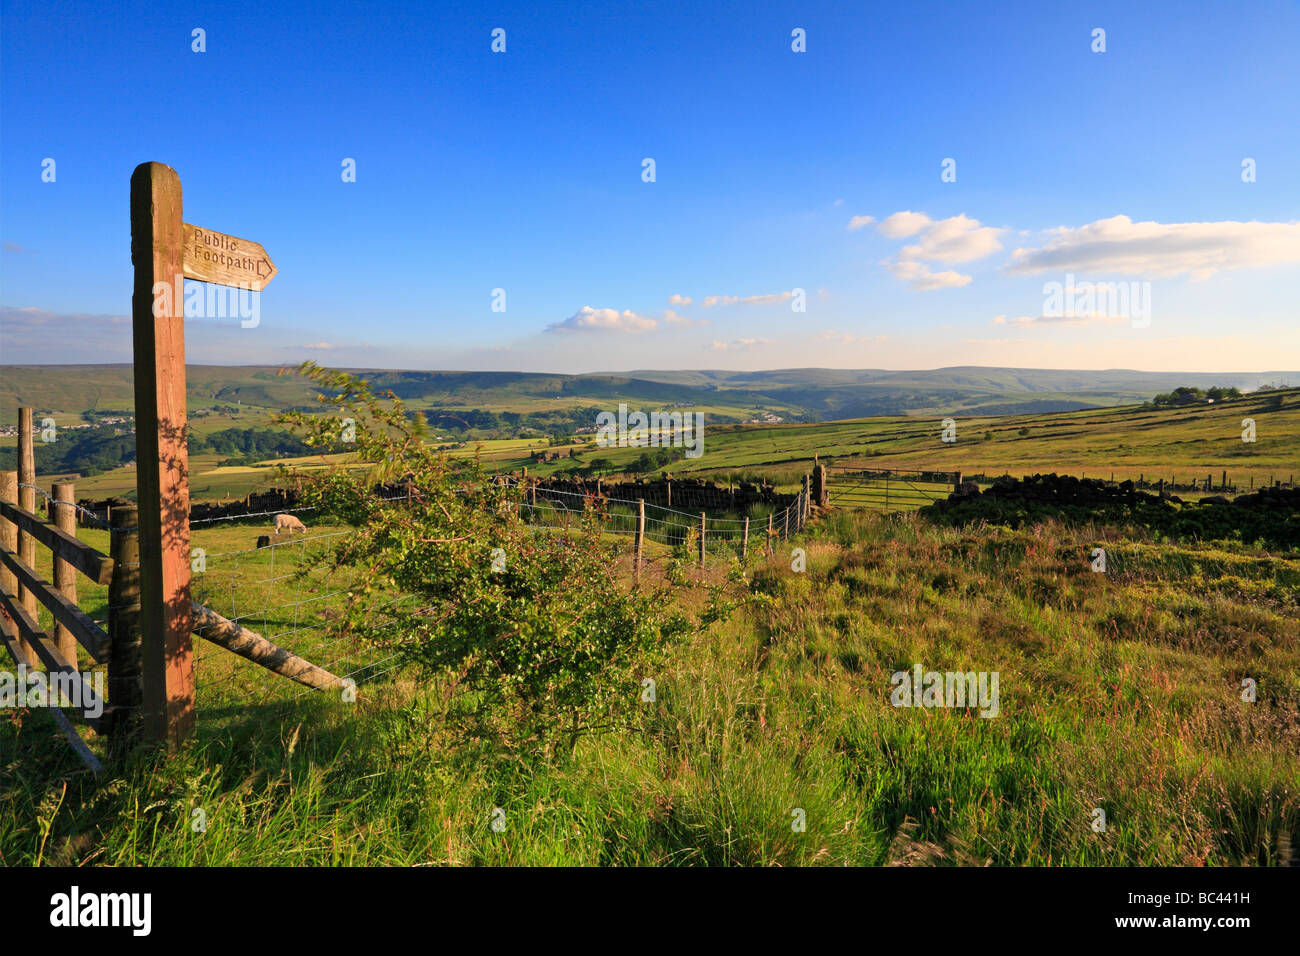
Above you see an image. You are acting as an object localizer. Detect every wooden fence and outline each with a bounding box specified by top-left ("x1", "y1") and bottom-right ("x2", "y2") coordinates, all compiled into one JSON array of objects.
[
  {"x1": 0, "y1": 163, "x2": 336, "y2": 768},
  {"x1": 0, "y1": 465, "x2": 119, "y2": 771}
]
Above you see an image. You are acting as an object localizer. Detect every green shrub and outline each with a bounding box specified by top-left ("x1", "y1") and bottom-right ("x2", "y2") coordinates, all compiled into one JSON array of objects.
[{"x1": 282, "y1": 364, "x2": 694, "y2": 763}]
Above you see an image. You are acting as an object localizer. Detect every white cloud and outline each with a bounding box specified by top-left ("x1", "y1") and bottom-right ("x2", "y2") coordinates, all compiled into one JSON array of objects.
[
  {"x1": 663, "y1": 309, "x2": 707, "y2": 327},
  {"x1": 545, "y1": 306, "x2": 657, "y2": 334},
  {"x1": 1007, "y1": 215, "x2": 1300, "y2": 278},
  {"x1": 897, "y1": 213, "x2": 1005, "y2": 265},
  {"x1": 881, "y1": 259, "x2": 972, "y2": 290},
  {"x1": 668, "y1": 294, "x2": 692, "y2": 306},
  {"x1": 847, "y1": 215, "x2": 875, "y2": 231},
  {"x1": 875, "y1": 212, "x2": 1004, "y2": 291},
  {"x1": 815, "y1": 329, "x2": 888, "y2": 345},
  {"x1": 702, "y1": 291, "x2": 793, "y2": 307},
  {"x1": 877, "y1": 211, "x2": 932, "y2": 239},
  {"x1": 710, "y1": 337, "x2": 773, "y2": 351},
  {"x1": 991, "y1": 313, "x2": 1129, "y2": 327}
]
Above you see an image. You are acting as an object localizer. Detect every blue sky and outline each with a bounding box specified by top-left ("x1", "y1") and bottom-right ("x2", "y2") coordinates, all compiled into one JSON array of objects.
[{"x1": 2, "y1": 0, "x2": 1298, "y2": 371}]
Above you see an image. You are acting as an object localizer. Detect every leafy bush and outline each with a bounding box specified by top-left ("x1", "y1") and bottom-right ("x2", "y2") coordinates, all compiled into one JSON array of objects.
[{"x1": 281, "y1": 364, "x2": 694, "y2": 763}]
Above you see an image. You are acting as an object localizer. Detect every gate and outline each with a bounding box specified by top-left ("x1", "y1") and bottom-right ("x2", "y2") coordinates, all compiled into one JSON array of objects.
[{"x1": 826, "y1": 466, "x2": 961, "y2": 511}]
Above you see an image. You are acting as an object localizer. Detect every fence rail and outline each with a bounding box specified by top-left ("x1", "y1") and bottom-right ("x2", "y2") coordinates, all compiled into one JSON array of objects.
[{"x1": 0, "y1": 476, "x2": 120, "y2": 761}]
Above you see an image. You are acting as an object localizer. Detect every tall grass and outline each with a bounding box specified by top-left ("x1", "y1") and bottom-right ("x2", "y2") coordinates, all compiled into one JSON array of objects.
[{"x1": 3, "y1": 510, "x2": 1296, "y2": 865}]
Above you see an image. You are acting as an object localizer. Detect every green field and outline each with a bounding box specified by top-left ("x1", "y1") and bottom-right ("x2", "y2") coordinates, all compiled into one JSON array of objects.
[
  {"x1": 27, "y1": 388, "x2": 1300, "y2": 504},
  {"x1": 478, "y1": 389, "x2": 1300, "y2": 491}
]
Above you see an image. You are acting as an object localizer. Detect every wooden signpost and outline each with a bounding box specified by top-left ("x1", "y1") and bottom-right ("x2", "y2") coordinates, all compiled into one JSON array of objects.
[
  {"x1": 181, "y1": 223, "x2": 277, "y2": 291},
  {"x1": 130, "y1": 161, "x2": 277, "y2": 748}
]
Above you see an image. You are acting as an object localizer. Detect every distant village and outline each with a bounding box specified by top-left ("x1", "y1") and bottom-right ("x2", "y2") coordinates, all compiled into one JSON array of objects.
[{"x1": 0, "y1": 415, "x2": 132, "y2": 438}]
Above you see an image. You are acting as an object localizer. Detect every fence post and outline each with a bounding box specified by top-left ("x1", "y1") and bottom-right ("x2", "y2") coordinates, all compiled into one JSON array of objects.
[
  {"x1": 131, "y1": 161, "x2": 194, "y2": 748},
  {"x1": 108, "y1": 505, "x2": 143, "y2": 757},
  {"x1": 783, "y1": 502, "x2": 789, "y2": 540},
  {"x1": 741, "y1": 516, "x2": 749, "y2": 560},
  {"x1": 17, "y1": 408, "x2": 37, "y2": 629},
  {"x1": 665, "y1": 480, "x2": 671, "y2": 509},
  {"x1": 697, "y1": 512, "x2": 705, "y2": 567},
  {"x1": 767, "y1": 512, "x2": 774, "y2": 555},
  {"x1": 0, "y1": 470, "x2": 24, "y2": 664},
  {"x1": 52, "y1": 481, "x2": 79, "y2": 666},
  {"x1": 953, "y1": 471, "x2": 962, "y2": 494},
  {"x1": 634, "y1": 499, "x2": 645, "y2": 583},
  {"x1": 812, "y1": 462, "x2": 828, "y2": 508}
]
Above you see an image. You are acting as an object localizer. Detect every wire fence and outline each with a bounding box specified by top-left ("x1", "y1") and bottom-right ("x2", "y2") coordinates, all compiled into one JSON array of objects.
[{"x1": 504, "y1": 476, "x2": 812, "y2": 556}]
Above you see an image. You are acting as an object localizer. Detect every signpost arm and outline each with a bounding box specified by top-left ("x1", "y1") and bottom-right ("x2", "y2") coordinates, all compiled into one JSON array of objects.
[{"x1": 130, "y1": 162, "x2": 194, "y2": 748}]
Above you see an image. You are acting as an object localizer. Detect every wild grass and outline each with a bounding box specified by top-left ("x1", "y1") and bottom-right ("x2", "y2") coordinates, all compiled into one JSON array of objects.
[{"x1": 2, "y1": 509, "x2": 1296, "y2": 866}]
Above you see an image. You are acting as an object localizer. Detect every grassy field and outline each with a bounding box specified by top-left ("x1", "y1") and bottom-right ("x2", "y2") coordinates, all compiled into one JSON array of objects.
[
  {"x1": 491, "y1": 389, "x2": 1300, "y2": 490},
  {"x1": 1, "y1": 501, "x2": 1296, "y2": 866},
  {"x1": 44, "y1": 389, "x2": 1300, "y2": 504}
]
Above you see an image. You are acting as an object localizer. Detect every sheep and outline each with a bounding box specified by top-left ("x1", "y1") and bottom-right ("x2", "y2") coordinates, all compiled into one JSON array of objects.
[{"x1": 273, "y1": 513, "x2": 307, "y2": 535}]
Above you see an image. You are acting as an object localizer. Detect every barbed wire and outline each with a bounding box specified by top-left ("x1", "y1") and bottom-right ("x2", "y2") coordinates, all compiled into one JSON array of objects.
[{"x1": 16, "y1": 481, "x2": 117, "y2": 531}]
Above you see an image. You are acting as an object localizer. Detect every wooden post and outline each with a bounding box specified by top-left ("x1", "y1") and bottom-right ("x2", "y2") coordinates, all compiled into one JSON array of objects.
[
  {"x1": 634, "y1": 499, "x2": 645, "y2": 583},
  {"x1": 1158, "y1": 478, "x2": 1165, "y2": 497},
  {"x1": 52, "y1": 482, "x2": 78, "y2": 666},
  {"x1": 108, "y1": 505, "x2": 143, "y2": 756},
  {"x1": 1222, "y1": 470, "x2": 1227, "y2": 491},
  {"x1": 131, "y1": 162, "x2": 194, "y2": 747},
  {"x1": 803, "y1": 474, "x2": 811, "y2": 523},
  {"x1": 953, "y1": 471, "x2": 962, "y2": 495},
  {"x1": 666, "y1": 480, "x2": 671, "y2": 509},
  {"x1": 17, "y1": 408, "x2": 37, "y2": 624},
  {"x1": 767, "y1": 512, "x2": 774, "y2": 555},
  {"x1": 783, "y1": 502, "x2": 789, "y2": 539},
  {"x1": 697, "y1": 512, "x2": 706, "y2": 567},
  {"x1": 0, "y1": 470, "x2": 24, "y2": 664},
  {"x1": 191, "y1": 602, "x2": 343, "y2": 692},
  {"x1": 741, "y1": 515, "x2": 749, "y2": 560}
]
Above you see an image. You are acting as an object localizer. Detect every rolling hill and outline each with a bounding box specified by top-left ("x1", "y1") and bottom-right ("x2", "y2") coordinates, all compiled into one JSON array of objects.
[{"x1": 2, "y1": 364, "x2": 1295, "y2": 427}]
